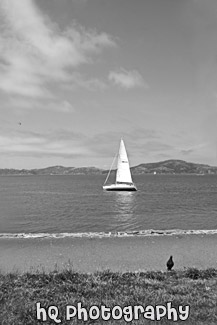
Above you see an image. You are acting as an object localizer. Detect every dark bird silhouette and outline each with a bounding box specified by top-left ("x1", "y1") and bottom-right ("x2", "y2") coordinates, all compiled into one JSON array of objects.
[{"x1": 166, "y1": 256, "x2": 174, "y2": 271}]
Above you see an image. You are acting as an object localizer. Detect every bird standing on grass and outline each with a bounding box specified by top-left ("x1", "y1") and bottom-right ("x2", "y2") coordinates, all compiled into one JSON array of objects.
[{"x1": 166, "y1": 256, "x2": 174, "y2": 271}]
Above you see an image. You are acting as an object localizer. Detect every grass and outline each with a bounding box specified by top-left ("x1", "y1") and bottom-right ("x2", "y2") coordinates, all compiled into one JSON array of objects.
[{"x1": 1, "y1": 267, "x2": 217, "y2": 324}]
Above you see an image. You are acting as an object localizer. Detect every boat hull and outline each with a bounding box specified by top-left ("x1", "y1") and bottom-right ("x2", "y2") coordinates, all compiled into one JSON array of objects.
[{"x1": 103, "y1": 184, "x2": 137, "y2": 191}]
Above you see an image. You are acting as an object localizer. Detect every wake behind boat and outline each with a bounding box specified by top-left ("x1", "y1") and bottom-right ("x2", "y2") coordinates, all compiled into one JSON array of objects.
[{"x1": 103, "y1": 139, "x2": 137, "y2": 191}]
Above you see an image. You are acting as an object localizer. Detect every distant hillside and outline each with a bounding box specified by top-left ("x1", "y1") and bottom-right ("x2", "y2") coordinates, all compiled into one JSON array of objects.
[
  {"x1": 0, "y1": 166, "x2": 104, "y2": 176},
  {"x1": 0, "y1": 160, "x2": 217, "y2": 176},
  {"x1": 131, "y1": 159, "x2": 217, "y2": 175}
]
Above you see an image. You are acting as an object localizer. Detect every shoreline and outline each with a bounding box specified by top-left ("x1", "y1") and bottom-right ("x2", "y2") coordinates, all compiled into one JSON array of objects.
[
  {"x1": 1, "y1": 234, "x2": 217, "y2": 273},
  {"x1": 1, "y1": 228, "x2": 217, "y2": 238}
]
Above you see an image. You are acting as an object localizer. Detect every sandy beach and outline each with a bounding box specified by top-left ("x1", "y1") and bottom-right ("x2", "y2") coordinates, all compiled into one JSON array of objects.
[{"x1": 1, "y1": 234, "x2": 217, "y2": 273}]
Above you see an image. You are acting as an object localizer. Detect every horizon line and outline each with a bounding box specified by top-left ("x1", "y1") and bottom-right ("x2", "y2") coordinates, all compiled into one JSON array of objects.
[{"x1": 0, "y1": 158, "x2": 217, "y2": 170}]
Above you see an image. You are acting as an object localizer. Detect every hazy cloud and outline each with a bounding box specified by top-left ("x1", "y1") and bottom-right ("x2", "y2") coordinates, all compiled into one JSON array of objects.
[
  {"x1": 6, "y1": 97, "x2": 75, "y2": 113},
  {"x1": 43, "y1": 100, "x2": 75, "y2": 113},
  {"x1": 0, "y1": 129, "x2": 90, "y2": 158},
  {"x1": 63, "y1": 73, "x2": 107, "y2": 91},
  {"x1": 180, "y1": 143, "x2": 207, "y2": 156},
  {"x1": 0, "y1": 0, "x2": 115, "y2": 98},
  {"x1": 84, "y1": 130, "x2": 161, "y2": 158},
  {"x1": 181, "y1": 149, "x2": 194, "y2": 155},
  {"x1": 108, "y1": 68, "x2": 147, "y2": 89},
  {"x1": 140, "y1": 141, "x2": 174, "y2": 152}
]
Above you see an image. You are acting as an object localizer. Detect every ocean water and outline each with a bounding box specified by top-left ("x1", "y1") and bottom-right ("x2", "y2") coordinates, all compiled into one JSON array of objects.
[{"x1": 0, "y1": 174, "x2": 217, "y2": 238}]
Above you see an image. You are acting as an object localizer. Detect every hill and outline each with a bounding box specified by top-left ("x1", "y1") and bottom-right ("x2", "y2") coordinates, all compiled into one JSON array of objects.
[
  {"x1": 0, "y1": 160, "x2": 217, "y2": 175},
  {"x1": 131, "y1": 159, "x2": 217, "y2": 175},
  {"x1": 0, "y1": 166, "x2": 103, "y2": 176}
]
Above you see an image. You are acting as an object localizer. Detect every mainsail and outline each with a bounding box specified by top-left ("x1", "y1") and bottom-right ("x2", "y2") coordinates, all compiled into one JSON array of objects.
[{"x1": 116, "y1": 139, "x2": 133, "y2": 184}]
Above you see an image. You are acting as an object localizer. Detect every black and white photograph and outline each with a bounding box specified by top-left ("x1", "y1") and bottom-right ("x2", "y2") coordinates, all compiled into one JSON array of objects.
[{"x1": 0, "y1": 0, "x2": 217, "y2": 324}]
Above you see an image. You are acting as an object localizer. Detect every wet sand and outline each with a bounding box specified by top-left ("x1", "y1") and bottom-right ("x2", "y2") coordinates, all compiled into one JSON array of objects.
[{"x1": 0, "y1": 234, "x2": 217, "y2": 273}]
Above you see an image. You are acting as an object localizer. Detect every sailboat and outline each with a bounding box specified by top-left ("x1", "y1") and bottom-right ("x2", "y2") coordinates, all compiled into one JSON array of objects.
[{"x1": 103, "y1": 139, "x2": 137, "y2": 191}]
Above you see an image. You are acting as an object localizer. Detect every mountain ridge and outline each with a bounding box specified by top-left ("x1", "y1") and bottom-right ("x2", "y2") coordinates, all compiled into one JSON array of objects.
[{"x1": 0, "y1": 159, "x2": 217, "y2": 175}]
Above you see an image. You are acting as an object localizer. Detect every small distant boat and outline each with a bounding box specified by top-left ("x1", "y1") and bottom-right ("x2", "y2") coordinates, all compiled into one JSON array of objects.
[{"x1": 103, "y1": 139, "x2": 137, "y2": 191}]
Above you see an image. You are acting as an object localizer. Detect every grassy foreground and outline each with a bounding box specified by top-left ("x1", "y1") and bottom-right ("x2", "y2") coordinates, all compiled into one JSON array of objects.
[{"x1": 1, "y1": 267, "x2": 217, "y2": 325}]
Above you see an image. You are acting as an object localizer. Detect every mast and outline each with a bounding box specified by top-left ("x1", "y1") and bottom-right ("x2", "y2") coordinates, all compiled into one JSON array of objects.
[{"x1": 103, "y1": 153, "x2": 117, "y2": 185}]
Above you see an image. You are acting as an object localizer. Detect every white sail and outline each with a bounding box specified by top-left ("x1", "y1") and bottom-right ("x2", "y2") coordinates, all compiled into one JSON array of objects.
[
  {"x1": 116, "y1": 139, "x2": 133, "y2": 184},
  {"x1": 103, "y1": 138, "x2": 137, "y2": 191}
]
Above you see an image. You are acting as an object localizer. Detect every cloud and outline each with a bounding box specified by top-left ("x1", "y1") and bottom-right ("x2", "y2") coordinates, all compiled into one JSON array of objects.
[
  {"x1": 40, "y1": 100, "x2": 75, "y2": 113},
  {"x1": 180, "y1": 143, "x2": 207, "y2": 155},
  {"x1": 1, "y1": 129, "x2": 160, "y2": 161},
  {"x1": 60, "y1": 101, "x2": 74, "y2": 113},
  {"x1": 140, "y1": 141, "x2": 174, "y2": 153},
  {"x1": 181, "y1": 149, "x2": 194, "y2": 155},
  {"x1": 6, "y1": 97, "x2": 75, "y2": 113},
  {"x1": 63, "y1": 73, "x2": 107, "y2": 91},
  {"x1": 83, "y1": 129, "x2": 161, "y2": 159},
  {"x1": 0, "y1": 0, "x2": 115, "y2": 97},
  {"x1": 0, "y1": 129, "x2": 91, "y2": 158},
  {"x1": 108, "y1": 68, "x2": 147, "y2": 89},
  {"x1": 0, "y1": 128, "x2": 176, "y2": 165}
]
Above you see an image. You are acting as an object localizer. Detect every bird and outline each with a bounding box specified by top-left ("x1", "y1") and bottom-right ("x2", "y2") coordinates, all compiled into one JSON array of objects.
[{"x1": 166, "y1": 256, "x2": 174, "y2": 271}]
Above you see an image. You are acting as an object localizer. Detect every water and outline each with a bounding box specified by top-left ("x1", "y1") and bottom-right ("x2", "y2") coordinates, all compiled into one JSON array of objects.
[{"x1": 0, "y1": 174, "x2": 217, "y2": 237}]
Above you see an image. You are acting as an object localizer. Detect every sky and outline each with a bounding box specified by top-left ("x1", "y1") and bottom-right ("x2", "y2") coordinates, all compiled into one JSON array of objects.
[{"x1": 0, "y1": 0, "x2": 217, "y2": 169}]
